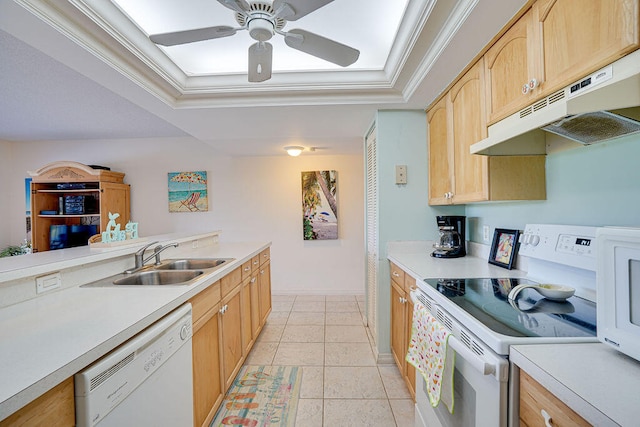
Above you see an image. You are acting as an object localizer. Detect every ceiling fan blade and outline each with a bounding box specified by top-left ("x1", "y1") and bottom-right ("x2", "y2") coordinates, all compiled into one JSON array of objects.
[
  {"x1": 248, "y1": 42, "x2": 273, "y2": 82},
  {"x1": 273, "y1": 0, "x2": 334, "y2": 21},
  {"x1": 150, "y1": 26, "x2": 237, "y2": 46},
  {"x1": 284, "y1": 29, "x2": 359, "y2": 66},
  {"x1": 216, "y1": 0, "x2": 251, "y2": 14}
]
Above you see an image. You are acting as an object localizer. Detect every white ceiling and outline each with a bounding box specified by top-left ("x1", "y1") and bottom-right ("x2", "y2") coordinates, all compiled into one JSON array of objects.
[{"x1": 0, "y1": 0, "x2": 528, "y2": 156}]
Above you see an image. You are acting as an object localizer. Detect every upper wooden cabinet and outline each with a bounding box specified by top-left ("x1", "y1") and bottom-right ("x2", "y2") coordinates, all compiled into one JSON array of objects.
[
  {"x1": 428, "y1": 60, "x2": 546, "y2": 205},
  {"x1": 535, "y1": 0, "x2": 640, "y2": 96},
  {"x1": 485, "y1": 0, "x2": 640, "y2": 125},
  {"x1": 484, "y1": 8, "x2": 540, "y2": 124}
]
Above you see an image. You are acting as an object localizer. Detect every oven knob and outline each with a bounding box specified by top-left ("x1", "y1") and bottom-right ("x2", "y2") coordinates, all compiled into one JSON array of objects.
[{"x1": 530, "y1": 235, "x2": 541, "y2": 246}]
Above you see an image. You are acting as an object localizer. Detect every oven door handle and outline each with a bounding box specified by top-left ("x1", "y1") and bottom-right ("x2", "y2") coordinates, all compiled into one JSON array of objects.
[
  {"x1": 447, "y1": 334, "x2": 495, "y2": 377},
  {"x1": 410, "y1": 290, "x2": 497, "y2": 378}
]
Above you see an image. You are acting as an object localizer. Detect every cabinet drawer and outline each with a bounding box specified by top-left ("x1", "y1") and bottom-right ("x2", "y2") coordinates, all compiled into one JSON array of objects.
[
  {"x1": 221, "y1": 267, "x2": 242, "y2": 298},
  {"x1": 390, "y1": 262, "x2": 405, "y2": 286},
  {"x1": 251, "y1": 255, "x2": 260, "y2": 272},
  {"x1": 404, "y1": 275, "x2": 417, "y2": 294},
  {"x1": 241, "y1": 260, "x2": 252, "y2": 281},
  {"x1": 190, "y1": 281, "x2": 221, "y2": 325},
  {"x1": 519, "y1": 370, "x2": 590, "y2": 427},
  {"x1": 259, "y1": 248, "x2": 270, "y2": 265}
]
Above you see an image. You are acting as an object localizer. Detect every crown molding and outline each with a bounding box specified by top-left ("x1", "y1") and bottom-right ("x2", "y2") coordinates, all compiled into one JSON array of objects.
[{"x1": 13, "y1": 0, "x2": 467, "y2": 109}]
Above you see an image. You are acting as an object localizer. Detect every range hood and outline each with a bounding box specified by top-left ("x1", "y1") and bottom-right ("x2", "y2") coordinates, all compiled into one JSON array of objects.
[{"x1": 471, "y1": 49, "x2": 640, "y2": 156}]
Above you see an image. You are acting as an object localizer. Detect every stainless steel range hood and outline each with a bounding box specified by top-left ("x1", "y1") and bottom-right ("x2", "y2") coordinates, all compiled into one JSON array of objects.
[{"x1": 471, "y1": 49, "x2": 640, "y2": 156}]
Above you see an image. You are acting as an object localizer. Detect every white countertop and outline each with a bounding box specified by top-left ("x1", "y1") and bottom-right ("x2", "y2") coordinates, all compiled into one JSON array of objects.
[
  {"x1": 387, "y1": 241, "x2": 525, "y2": 280},
  {"x1": 0, "y1": 234, "x2": 269, "y2": 420},
  {"x1": 511, "y1": 343, "x2": 640, "y2": 426}
]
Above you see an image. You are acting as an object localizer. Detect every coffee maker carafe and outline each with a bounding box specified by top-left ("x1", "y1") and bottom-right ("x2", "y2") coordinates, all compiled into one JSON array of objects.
[{"x1": 432, "y1": 215, "x2": 466, "y2": 258}]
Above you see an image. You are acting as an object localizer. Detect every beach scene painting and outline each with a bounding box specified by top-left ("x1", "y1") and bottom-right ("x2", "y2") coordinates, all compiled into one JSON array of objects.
[
  {"x1": 302, "y1": 170, "x2": 338, "y2": 240},
  {"x1": 168, "y1": 171, "x2": 208, "y2": 212}
]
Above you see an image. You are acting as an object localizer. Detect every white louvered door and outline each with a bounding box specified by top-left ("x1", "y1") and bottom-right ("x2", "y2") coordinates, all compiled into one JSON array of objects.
[{"x1": 365, "y1": 126, "x2": 378, "y2": 343}]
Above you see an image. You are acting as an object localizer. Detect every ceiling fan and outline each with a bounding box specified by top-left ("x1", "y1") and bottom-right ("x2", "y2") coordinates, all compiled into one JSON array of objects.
[{"x1": 149, "y1": 0, "x2": 360, "y2": 82}]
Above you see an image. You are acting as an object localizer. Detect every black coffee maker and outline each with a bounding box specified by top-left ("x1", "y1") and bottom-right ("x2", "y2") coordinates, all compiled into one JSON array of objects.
[{"x1": 431, "y1": 215, "x2": 466, "y2": 258}]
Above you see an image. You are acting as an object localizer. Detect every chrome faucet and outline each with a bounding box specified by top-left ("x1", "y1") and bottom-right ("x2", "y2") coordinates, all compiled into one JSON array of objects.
[{"x1": 125, "y1": 241, "x2": 179, "y2": 274}]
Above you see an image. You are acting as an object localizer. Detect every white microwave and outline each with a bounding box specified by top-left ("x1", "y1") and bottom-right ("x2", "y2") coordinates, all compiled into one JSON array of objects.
[{"x1": 597, "y1": 227, "x2": 640, "y2": 362}]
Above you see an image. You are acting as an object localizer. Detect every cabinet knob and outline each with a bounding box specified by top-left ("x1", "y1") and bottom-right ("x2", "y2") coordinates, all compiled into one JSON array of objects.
[
  {"x1": 244, "y1": 266, "x2": 250, "y2": 272},
  {"x1": 392, "y1": 272, "x2": 400, "y2": 277},
  {"x1": 251, "y1": 277, "x2": 256, "y2": 283},
  {"x1": 541, "y1": 409, "x2": 553, "y2": 427}
]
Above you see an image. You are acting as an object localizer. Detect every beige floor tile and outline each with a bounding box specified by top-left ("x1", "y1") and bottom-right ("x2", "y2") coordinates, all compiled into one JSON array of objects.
[
  {"x1": 323, "y1": 399, "x2": 396, "y2": 427},
  {"x1": 265, "y1": 311, "x2": 289, "y2": 325},
  {"x1": 295, "y1": 295, "x2": 326, "y2": 302},
  {"x1": 325, "y1": 325, "x2": 369, "y2": 343},
  {"x1": 299, "y1": 366, "x2": 324, "y2": 399},
  {"x1": 271, "y1": 300, "x2": 294, "y2": 312},
  {"x1": 273, "y1": 342, "x2": 325, "y2": 366},
  {"x1": 325, "y1": 301, "x2": 360, "y2": 312},
  {"x1": 292, "y1": 300, "x2": 326, "y2": 312},
  {"x1": 281, "y1": 325, "x2": 325, "y2": 343},
  {"x1": 357, "y1": 301, "x2": 366, "y2": 313},
  {"x1": 325, "y1": 343, "x2": 376, "y2": 366},
  {"x1": 324, "y1": 311, "x2": 363, "y2": 326},
  {"x1": 378, "y1": 366, "x2": 411, "y2": 399},
  {"x1": 389, "y1": 399, "x2": 415, "y2": 427},
  {"x1": 272, "y1": 294, "x2": 296, "y2": 302},
  {"x1": 295, "y1": 399, "x2": 323, "y2": 427},
  {"x1": 324, "y1": 366, "x2": 386, "y2": 399},
  {"x1": 288, "y1": 311, "x2": 325, "y2": 325},
  {"x1": 244, "y1": 342, "x2": 278, "y2": 365},
  {"x1": 256, "y1": 323, "x2": 285, "y2": 342},
  {"x1": 325, "y1": 295, "x2": 356, "y2": 301},
  {"x1": 355, "y1": 294, "x2": 365, "y2": 302}
]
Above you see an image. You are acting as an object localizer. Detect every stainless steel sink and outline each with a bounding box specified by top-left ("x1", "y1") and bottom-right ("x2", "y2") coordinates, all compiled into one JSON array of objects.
[
  {"x1": 154, "y1": 258, "x2": 233, "y2": 271},
  {"x1": 112, "y1": 270, "x2": 204, "y2": 286}
]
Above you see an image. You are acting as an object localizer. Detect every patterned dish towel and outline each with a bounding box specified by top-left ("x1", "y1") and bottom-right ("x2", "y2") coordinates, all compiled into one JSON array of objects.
[{"x1": 406, "y1": 300, "x2": 455, "y2": 413}]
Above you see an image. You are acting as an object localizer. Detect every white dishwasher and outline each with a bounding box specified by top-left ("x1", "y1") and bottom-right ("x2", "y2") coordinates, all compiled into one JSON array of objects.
[{"x1": 75, "y1": 303, "x2": 193, "y2": 427}]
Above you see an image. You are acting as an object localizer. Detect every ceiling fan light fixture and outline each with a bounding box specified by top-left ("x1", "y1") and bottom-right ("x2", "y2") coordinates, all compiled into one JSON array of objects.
[
  {"x1": 284, "y1": 146, "x2": 305, "y2": 156},
  {"x1": 248, "y1": 17, "x2": 274, "y2": 41}
]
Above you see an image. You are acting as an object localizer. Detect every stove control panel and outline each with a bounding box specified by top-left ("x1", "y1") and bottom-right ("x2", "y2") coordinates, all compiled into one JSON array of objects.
[{"x1": 519, "y1": 224, "x2": 597, "y2": 271}]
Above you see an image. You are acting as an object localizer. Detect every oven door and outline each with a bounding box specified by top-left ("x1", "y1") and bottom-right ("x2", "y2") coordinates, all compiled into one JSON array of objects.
[{"x1": 411, "y1": 291, "x2": 509, "y2": 427}]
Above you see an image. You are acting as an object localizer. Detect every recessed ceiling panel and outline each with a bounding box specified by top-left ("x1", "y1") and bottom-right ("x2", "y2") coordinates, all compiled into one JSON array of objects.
[{"x1": 112, "y1": 0, "x2": 409, "y2": 75}]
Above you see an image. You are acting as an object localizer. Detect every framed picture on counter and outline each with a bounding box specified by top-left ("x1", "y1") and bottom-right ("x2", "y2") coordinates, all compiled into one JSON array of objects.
[{"x1": 489, "y1": 228, "x2": 520, "y2": 269}]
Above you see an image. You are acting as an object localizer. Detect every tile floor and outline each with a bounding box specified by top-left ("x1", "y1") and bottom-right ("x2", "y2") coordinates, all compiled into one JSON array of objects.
[{"x1": 243, "y1": 294, "x2": 415, "y2": 427}]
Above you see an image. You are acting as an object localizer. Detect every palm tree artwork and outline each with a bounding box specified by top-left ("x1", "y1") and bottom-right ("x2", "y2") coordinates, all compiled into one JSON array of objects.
[{"x1": 301, "y1": 170, "x2": 338, "y2": 240}]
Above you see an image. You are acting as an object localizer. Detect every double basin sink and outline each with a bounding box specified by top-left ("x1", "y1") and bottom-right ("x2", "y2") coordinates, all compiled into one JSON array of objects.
[{"x1": 82, "y1": 258, "x2": 234, "y2": 287}]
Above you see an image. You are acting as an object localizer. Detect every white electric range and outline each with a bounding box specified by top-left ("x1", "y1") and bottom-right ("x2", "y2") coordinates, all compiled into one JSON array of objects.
[{"x1": 412, "y1": 224, "x2": 598, "y2": 427}]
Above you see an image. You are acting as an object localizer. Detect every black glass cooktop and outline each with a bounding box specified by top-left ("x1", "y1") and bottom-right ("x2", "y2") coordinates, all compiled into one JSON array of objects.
[{"x1": 423, "y1": 277, "x2": 597, "y2": 338}]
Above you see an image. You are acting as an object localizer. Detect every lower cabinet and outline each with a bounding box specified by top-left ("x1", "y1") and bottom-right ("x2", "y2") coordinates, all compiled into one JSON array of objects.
[
  {"x1": 220, "y1": 284, "x2": 244, "y2": 390},
  {"x1": 0, "y1": 377, "x2": 75, "y2": 427},
  {"x1": 389, "y1": 261, "x2": 416, "y2": 400},
  {"x1": 190, "y1": 251, "x2": 272, "y2": 427},
  {"x1": 519, "y1": 371, "x2": 590, "y2": 427},
  {"x1": 259, "y1": 259, "x2": 272, "y2": 325}
]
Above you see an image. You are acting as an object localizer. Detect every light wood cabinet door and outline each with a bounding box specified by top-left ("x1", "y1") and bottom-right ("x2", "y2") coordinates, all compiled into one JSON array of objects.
[
  {"x1": 390, "y1": 279, "x2": 407, "y2": 371},
  {"x1": 484, "y1": 8, "x2": 540, "y2": 124},
  {"x1": 427, "y1": 96, "x2": 453, "y2": 205},
  {"x1": 404, "y1": 295, "x2": 416, "y2": 400},
  {"x1": 220, "y1": 286, "x2": 244, "y2": 390},
  {"x1": 192, "y1": 308, "x2": 223, "y2": 427},
  {"x1": 250, "y1": 271, "x2": 261, "y2": 339},
  {"x1": 259, "y1": 261, "x2": 272, "y2": 325},
  {"x1": 450, "y1": 59, "x2": 489, "y2": 203},
  {"x1": 519, "y1": 370, "x2": 590, "y2": 427},
  {"x1": 0, "y1": 378, "x2": 75, "y2": 427},
  {"x1": 240, "y1": 276, "x2": 254, "y2": 356}
]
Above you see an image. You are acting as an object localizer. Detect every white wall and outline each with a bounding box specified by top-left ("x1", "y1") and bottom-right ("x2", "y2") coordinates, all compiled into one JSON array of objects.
[
  {"x1": 2, "y1": 137, "x2": 364, "y2": 294},
  {"x1": 0, "y1": 140, "x2": 13, "y2": 248}
]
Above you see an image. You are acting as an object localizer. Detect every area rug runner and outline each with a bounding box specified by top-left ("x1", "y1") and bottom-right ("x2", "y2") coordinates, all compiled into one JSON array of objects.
[{"x1": 210, "y1": 366, "x2": 302, "y2": 427}]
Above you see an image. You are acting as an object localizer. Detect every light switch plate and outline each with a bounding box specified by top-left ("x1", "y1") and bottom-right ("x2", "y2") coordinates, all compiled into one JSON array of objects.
[
  {"x1": 483, "y1": 225, "x2": 491, "y2": 242},
  {"x1": 395, "y1": 165, "x2": 407, "y2": 184}
]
